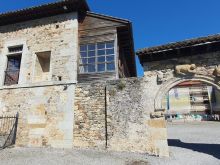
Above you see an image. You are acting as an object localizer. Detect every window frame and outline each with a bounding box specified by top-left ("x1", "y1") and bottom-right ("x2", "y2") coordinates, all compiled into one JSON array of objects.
[
  {"x1": 79, "y1": 41, "x2": 116, "y2": 74},
  {"x1": 4, "y1": 45, "x2": 23, "y2": 86},
  {"x1": 32, "y1": 51, "x2": 52, "y2": 83}
]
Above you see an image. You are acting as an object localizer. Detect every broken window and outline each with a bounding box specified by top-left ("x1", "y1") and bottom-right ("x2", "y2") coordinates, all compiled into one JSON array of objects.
[
  {"x1": 79, "y1": 41, "x2": 115, "y2": 73},
  {"x1": 4, "y1": 46, "x2": 23, "y2": 86},
  {"x1": 34, "y1": 51, "x2": 51, "y2": 82}
]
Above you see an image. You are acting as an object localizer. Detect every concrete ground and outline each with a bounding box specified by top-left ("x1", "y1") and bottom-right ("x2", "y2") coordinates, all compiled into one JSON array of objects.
[
  {"x1": 0, "y1": 122, "x2": 219, "y2": 165},
  {"x1": 148, "y1": 121, "x2": 220, "y2": 165}
]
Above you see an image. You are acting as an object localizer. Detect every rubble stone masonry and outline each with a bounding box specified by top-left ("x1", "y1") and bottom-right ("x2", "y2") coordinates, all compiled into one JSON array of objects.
[{"x1": 74, "y1": 78, "x2": 169, "y2": 157}]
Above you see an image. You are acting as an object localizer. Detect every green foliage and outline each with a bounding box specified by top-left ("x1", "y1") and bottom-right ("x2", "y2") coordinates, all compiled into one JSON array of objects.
[
  {"x1": 117, "y1": 80, "x2": 126, "y2": 90},
  {"x1": 109, "y1": 89, "x2": 116, "y2": 96}
]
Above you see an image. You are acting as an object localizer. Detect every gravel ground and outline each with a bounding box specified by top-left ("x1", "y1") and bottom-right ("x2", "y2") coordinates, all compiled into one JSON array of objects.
[
  {"x1": 0, "y1": 122, "x2": 219, "y2": 165},
  {"x1": 0, "y1": 147, "x2": 149, "y2": 165}
]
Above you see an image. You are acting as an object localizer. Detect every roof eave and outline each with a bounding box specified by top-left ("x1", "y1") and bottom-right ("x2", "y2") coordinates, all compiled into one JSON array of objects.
[
  {"x1": 86, "y1": 11, "x2": 131, "y2": 24},
  {"x1": 136, "y1": 34, "x2": 220, "y2": 57},
  {"x1": 0, "y1": 0, "x2": 90, "y2": 26}
]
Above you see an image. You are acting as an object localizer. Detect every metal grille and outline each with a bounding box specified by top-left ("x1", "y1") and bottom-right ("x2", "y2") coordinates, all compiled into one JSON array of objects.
[
  {"x1": 4, "y1": 70, "x2": 20, "y2": 86},
  {"x1": 0, "y1": 113, "x2": 18, "y2": 149}
]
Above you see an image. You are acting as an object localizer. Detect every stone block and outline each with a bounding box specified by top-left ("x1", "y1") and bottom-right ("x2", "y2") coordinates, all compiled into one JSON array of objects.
[
  {"x1": 28, "y1": 138, "x2": 43, "y2": 147},
  {"x1": 29, "y1": 128, "x2": 45, "y2": 136},
  {"x1": 148, "y1": 119, "x2": 166, "y2": 128},
  {"x1": 51, "y1": 139, "x2": 73, "y2": 148},
  {"x1": 155, "y1": 140, "x2": 169, "y2": 157},
  {"x1": 28, "y1": 123, "x2": 47, "y2": 129},
  {"x1": 149, "y1": 128, "x2": 167, "y2": 140},
  {"x1": 27, "y1": 116, "x2": 46, "y2": 125}
]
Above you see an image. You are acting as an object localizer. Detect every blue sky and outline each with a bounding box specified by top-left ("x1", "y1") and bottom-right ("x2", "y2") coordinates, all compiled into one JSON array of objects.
[{"x1": 1, "y1": 0, "x2": 220, "y2": 76}]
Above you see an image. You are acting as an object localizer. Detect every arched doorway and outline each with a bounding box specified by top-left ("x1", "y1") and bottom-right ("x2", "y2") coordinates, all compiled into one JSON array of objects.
[
  {"x1": 159, "y1": 79, "x2": 220, "y2": 162},
  {"x1": 154, "y1": 76, "x2": 220, "y2": 120},
  {"x1": 163, "y1": 80, "x2": 220, "y2": 121}
]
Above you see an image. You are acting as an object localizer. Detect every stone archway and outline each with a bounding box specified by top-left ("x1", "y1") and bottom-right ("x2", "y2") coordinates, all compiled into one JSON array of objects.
[{"x1": 154, "y1": 75, "x2": 220, "y2": 111}]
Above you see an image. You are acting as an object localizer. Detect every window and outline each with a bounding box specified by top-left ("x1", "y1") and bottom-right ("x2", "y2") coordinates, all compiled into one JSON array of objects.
[
  {"x1": 8, "y1": 46, "x2": 23, "y2": 53},
  {"x1": 34, "y1": 51, "x2": 51, "y2": 82},
  {"x1": 79, "y1": 41, "x2": 115, "y2": 73},
  {"x1": 4, "y1": 45, "x2": 23, "y2": 86}
]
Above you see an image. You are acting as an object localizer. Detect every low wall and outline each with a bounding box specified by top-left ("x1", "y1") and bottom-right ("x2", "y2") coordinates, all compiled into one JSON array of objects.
[
  {"x1": 74, "y1": 78, "x2": 169, "y2": 157},
  {"x1": 0, "y1": 78, "x2": 169, "y2": 157}
]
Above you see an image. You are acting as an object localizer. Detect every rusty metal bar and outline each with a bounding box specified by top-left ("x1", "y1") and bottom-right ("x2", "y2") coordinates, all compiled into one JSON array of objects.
[
  {"x1": 0, "y1": 113, "x2": 19, "y2": 149},
  {"x1": 4, "y1": 70, "x2": 20, "y2": 86}
]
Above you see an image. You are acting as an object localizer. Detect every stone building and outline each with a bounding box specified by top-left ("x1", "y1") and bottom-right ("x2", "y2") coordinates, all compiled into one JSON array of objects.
[
  {"x1": 0, "y1": 0, "x2": 170, "y2": 157},
  {"x1": 1, "y1": 0, "x2": 220, "y2": 157},
  {"x1": 137, "y1": 34, "x2": 220, "y2": 121},
  {"x1": 0, "y1": 0, "x2": 136, "y2": 149}
]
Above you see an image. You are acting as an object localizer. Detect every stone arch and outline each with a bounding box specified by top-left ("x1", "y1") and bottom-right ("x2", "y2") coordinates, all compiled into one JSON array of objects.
[{"x1": 154, "y1": 75, "x2": 220, "y2": 111}]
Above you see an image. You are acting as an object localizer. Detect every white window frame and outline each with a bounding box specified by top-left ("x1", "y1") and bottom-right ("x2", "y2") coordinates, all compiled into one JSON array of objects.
[{"x1": 79, "y1": 41, "x2": 116, "y2": 74}]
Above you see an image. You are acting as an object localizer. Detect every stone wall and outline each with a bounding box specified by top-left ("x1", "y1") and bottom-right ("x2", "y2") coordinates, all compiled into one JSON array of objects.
[
  {"x1": 0, "y1": 10, "x2": 170, "y2": 157},
  {"x1": 74, "y1": 78, "x2": 169, "y2": 157},
  {"x1": 0, "y1": 84, "x2": 75, "y2": 148},
  {"x1": 0, "y1": 77, "x2": 169, "y2": 156},
  {"x1": 142, "y1": 51, "x2": 220, "y2": 111},
  {"x1": 0, "y1": 12, "x2": 78, "y2": 85},
  {"x1": 107, "y1": 79, "x2": 147, "y2": 152},
  {"x1": 145, "y1": 51, "x2": 220, "y2": 74},
  {"x1": 74, "y1": 83, "x2": 106, "y2": 149},
  {"x1": 106, "y1": 79, "x2": 168, "y2": 157}
]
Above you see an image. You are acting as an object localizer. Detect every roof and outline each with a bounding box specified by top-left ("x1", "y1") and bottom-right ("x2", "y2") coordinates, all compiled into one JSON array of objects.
[
  {"x1": 87, "y1": 11, "x2": 131, "y2": 24},
  {"x1": 0, "y1": 0, "x2": 89, "y2": 26},
  {"x1": 137, "y1": 34, "x2": 220, "y2": 64}
]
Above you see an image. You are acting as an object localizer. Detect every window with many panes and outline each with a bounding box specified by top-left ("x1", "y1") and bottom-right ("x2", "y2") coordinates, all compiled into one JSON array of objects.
[{"x1": 79, "y1": 41, "x2": 115, "y2": 73}]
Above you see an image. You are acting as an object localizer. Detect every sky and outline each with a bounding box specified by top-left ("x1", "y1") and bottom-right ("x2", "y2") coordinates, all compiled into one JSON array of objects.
[{"x1": 1, "y1": 0, "x2": 220, "y2": 76}]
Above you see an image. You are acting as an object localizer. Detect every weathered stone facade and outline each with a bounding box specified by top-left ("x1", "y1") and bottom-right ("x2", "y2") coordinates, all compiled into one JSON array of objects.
[
  {"x1": 107, "y1": 79, "x2": 168, "y2": 156},
  {"x1": 0, "y1": 1, "x2": 169, "y2": 158},
  {"x1": 0, "y1": 12, "x2": 78, "y2": 148},
  {"x1": 0, "y1": 85, "x2": 74, "y2": 148},
  {"x1": 74, "y1": 79, "x2": 169, "y2": 157},
  {"x1": 143, "y1": 51, "x2": 220, "y2": 112},
  {"x1": 0, "y1": 13, "x2": 78, "y2": 84},
  {"x1": 74, "y1": 83, "x2": 106, "y2": 149}
]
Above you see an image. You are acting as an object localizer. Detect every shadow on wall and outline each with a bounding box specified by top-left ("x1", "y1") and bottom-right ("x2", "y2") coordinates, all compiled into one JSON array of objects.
[
  {"x1": 0, "y1": 14, "x2": 74, "y2": 34},
  {"x1": 168, "y1": 139, "x2": 220, "y2": 160}
]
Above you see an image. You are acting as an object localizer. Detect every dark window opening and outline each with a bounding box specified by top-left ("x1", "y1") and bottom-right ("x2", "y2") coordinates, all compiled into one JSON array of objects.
[{"x1": 4, "y1": 55, "x2": 22, "y2": 85}]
